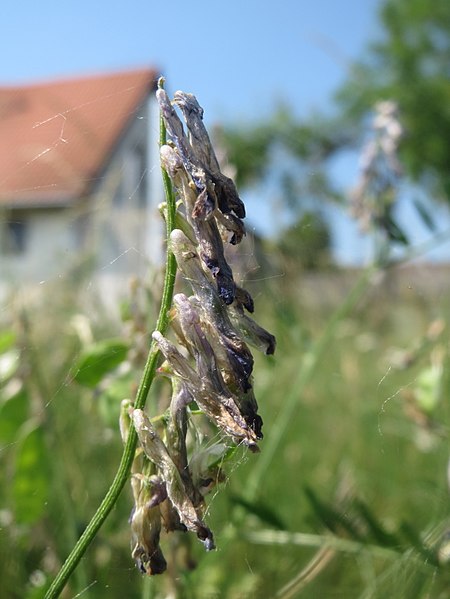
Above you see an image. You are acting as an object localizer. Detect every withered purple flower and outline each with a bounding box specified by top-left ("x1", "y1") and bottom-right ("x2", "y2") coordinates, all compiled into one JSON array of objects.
[
  {"x1": 120, "y1": 401, "x2": 168, "y2": 574},
  {"x1": 157, "y1": 89, "x2": 244, "y2": 304},
  {"x1": 169, "y1": 229, "x2": 255, "y2": 394},
  {"x1": 125, "y1": 87, "x2": 275, "y2": 576},
  {"x1": 132, "y1": 409, "x2": 215, "y2": 551},
  {"x1": 152, "y1": 330, "x2": 258, "y2": 449}
]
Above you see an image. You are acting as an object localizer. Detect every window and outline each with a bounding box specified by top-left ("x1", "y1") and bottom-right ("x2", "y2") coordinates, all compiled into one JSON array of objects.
[{"x1": 2, "y1": 216, "x2": 28, "y2": 254}]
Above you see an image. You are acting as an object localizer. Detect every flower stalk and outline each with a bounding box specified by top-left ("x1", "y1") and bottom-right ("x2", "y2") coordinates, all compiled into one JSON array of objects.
[
  {"x1": 44, "y1": 77, "x2": 178, "y2": 599},
  {"x1": 46, "y1": 81, "x2": 275, "y2": 595},
  {"x1": 124, "y1": 87, "x2": 276, "y2": 574}
]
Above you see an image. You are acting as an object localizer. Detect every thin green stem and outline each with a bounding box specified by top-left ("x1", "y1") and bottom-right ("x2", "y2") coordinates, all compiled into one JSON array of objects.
[
  {"x1": 45, "y1": 78, "x2": 177, "y2": 599},
  {"x1": 245, "y1": 529, "x2": 401, "y2": 560}
]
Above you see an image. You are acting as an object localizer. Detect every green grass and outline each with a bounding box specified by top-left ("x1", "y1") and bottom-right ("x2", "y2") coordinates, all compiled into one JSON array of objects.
[{"x1": 1, "y1": 262, "x2": 450, "y2": 598}]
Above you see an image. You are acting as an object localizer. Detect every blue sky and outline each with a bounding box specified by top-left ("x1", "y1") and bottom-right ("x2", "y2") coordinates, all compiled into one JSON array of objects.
[
  {"x1": 4, "y1": 0, "x2": 449, "y2": 263},
  {"x1": 3, "y1": 0, "x2": 379, "y2": 120}
]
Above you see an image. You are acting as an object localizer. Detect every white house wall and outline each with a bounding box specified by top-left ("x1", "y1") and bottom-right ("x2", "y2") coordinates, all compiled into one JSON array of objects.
[
  {"x1": 0, "y1": 207, "x2": 80, "y2": 282},
  {"x1": 89, "y1": 94, "x2": 164, "y2": 278},
  {"x1": 1, "y1": 93, "x2": 165, "y2": 309}
]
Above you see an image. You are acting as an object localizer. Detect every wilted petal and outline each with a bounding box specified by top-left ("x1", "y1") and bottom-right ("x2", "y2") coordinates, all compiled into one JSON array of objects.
[
  {"x1": 173, "y1": 91, "x2": 246, "y2": 219},
  {"x1": 172, "y1": 91, "x2": 211, "y2": 169},
  {"x1": 192, "y1": 187, "x2": 216, "y2": 220},
  {"x1": 130, "y1": 495, "x2": 167, "y2": 575},
  {"x1": 170, "y1": 230, "x2": 254, "y2": 390},
  {"x1": 160, "y1": 143, "x2": 184, "y2": 179},
  {"x1": 156, "y1": 89, "x2": 194, "y2": 175},
  {"x1": 234, "y1": 286, "x2": 254, "y2": 313},
  {"x1": 235, "y1": 387, "x2": 263, "y2": 439},
  {"x1": 195, "y1": 217, "x2": 236, "y2": 305},
  {"x1": 172, "y1": 294, "x2": 263, "y2": 443},
  {"x1": 157, "y1": 88, "x2": 214, "y2": 205},
  {"x1": 152, "y1": 330, "x2": 202, "y2": 383},
  {"x1": 227, "y1": 302, "x2": 276, "y2": 356},
  {"x1": 173, "y1": 294, "x2": 246, "y2": 400},
  {"x1": 161, "y1": 145, "x2": 236, "y2": 304},
  {"x1": 132, "y1": 409, "x2": 215, "y2": 550},
  {"x1": 167, "y1": 378, "x2": 204, "y2": 507},
  {"x1": 210, "y1": 170, "x2": 246, "y2": 220},
  {"x1": 215, "y1": 210, "x2": 246, "y2": 245},
  {"x1": 152, "y1": 330, "x2": 258, "y2": 449}
]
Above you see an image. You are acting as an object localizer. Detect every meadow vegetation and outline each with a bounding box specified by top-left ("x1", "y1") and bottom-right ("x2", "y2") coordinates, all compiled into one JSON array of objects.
[
  {"x1": 1, "y1": 242, "x2": 450, "y2": 598},
  {"x1": 2, "y1": 1, "x2": 450, "y2": 595}
]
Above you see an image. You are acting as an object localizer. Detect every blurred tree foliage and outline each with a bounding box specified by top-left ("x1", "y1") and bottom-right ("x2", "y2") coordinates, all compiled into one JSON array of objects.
[
  {"x1": 218, "y1": 110, "x2": 348, "y2": 191},
  {"x1": 277, "y1": 211, "x2": 332, "y2": 271},
  {"x1": 336, "y1": 0, "x2": 450, "y2": 199},
  {"x1": 217, "y1": 114, "x2": 342, "y2": 268},
  {"x1": 219, "y1": 0, "x2": 450, "y2": 253}
]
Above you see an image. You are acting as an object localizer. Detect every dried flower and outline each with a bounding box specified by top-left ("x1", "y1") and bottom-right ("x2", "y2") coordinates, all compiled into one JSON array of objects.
[
  {"x1": 125, "y1": 87, "x2": 276, "y2": 575},
  {"x1": 350, "y1": 100, "x2": 406, "y2": 243},
  {"x1": 132, "y1": 409, "x2": 214, "y2": 550}
]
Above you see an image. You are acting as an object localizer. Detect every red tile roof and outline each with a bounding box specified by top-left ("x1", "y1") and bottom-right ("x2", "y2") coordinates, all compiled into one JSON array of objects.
[{"x1": 0, "y1": 68, "x2": 158, "y2": 207}]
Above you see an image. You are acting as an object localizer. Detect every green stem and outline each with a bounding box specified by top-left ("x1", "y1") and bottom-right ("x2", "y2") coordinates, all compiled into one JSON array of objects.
[
  {"x1": 45, "y1": 78, "x2": 177, "y2": 599},
  {"x1": 245, "y1": 266, "x2": 375, "y2": 501}
]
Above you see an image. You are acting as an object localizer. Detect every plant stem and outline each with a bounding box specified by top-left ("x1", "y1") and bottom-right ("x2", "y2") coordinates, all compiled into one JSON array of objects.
[
  {"x1": 44, "y1": 78, "x2": 177, "y2": 599},
  {"x1": 245, "y1": 529, "x2": 400, "y2": 560}
]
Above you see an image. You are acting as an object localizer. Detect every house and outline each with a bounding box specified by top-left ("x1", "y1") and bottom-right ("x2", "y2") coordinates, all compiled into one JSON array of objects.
[{"x1": 0, "y1": 68, "x2": 164, "y2": 303}]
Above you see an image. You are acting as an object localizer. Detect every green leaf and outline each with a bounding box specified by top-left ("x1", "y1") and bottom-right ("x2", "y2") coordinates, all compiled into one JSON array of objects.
[
  {"x1": 354, "y1": 499, "x2": 400, "y2": 548},
  {"x1": 0, "y1": 330, "x2": 16, "y2": 354},
  {"x1": 412, "y1": 198, "x2": 436, "y2": 232},
  {"x1": 381, "y1": 215, "x2": 409, "y2": 245},
  {"x1": 304, "y1": 486, "x2": 363, "y2": 541},
  {"x1": 0, "y1": 349, "x2": 20, "y2": 384},
  {"x1": 230, "y1": 495, "x2": 286, "y2": 530},
  {"x1": 13, "y1": 423, "x2": 50, "y2": 525},
  {"x1": 72, "y1": 339, "x2": 129, "y2": 387},
  {"x1": 0, "y1": 386, "x2": 29, "y2": 445}
]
